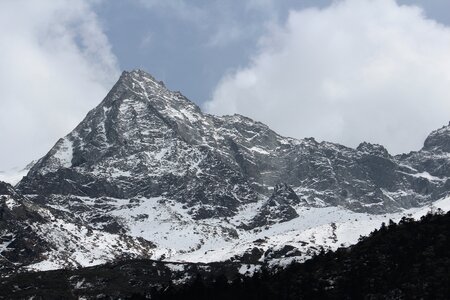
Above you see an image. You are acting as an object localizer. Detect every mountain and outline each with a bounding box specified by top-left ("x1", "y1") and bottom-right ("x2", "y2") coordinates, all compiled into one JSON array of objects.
[
  {"x1": 0, "y1": 181, "x2": 49, "y2": 273},
  {"x1": 2, "y1": 211, "x2": 449, "y2": 299},
  {"x1": 5, "y1": 69, "x2": 450, "y2": 271},
  {"x1": 18, "y1": 70, "x2": 450, "y2": 215},
  {"x1": 0, "y1": 181, "x2": 154, "y2": 273}
]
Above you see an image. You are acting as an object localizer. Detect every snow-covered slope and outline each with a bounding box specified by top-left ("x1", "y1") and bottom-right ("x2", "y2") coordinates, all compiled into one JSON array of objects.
[
  {"x1": 7, "y1": 184, "x2": 450, "y2": 272},
  {"x1": 8, "y1": 69, "x2": 450, "y2": 272},
  {"x1": 0, "y1": 181, "x2": 154, "y2": 273}
]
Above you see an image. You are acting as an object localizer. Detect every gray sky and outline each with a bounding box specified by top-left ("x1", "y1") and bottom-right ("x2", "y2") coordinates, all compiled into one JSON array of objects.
[{"x1": 1, "y1": 0, "x2": 450, "y2": 170}]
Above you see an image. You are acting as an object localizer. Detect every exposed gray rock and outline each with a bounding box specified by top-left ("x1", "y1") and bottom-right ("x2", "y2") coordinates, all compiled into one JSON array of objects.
[
  {"x1": 243, "y1": 183, "x2": 301, "y2": 229},
  {"x1": 423, "y1": 122, "x2": 450, "y2": 153},
  {"x1": 3, "y1": 69, "x2": 450, "y2": 276},
  {"x1": 0, "y1": 181, "x2": 50, "y2": 273},
  {"x1": 16, "y1": 69, "x2": 450, "y2": 221},
  {"x1": 0, "y1": 181, "x2": 155, "y2": 274}
]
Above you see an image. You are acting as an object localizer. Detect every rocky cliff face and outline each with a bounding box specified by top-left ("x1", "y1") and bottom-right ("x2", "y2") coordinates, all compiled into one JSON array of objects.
[
  {"x1": 18, "y1": 70, "x2": 450, "y2": 216},
  {"x1": 244, "y1": 184, "x2": 302, "y2": 229},
  {"x1": 0, "y1": 181, "x2": 154, "y2": 273},
  {"x1": 8, "y1": 69, "x2": 450, "y2": 271},
  {"x1": 0, "y1": 181, "x2": 50, "y2": 273},
  {"x1": 18, "y1": 70, "x2": 259, "y2": 219}
]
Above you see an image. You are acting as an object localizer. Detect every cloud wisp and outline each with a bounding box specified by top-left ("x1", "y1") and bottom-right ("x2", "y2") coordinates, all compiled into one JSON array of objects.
[
  {"x1": 0, "y1": 0, "x2": 119, "y2": 170},
  {"x1": 205, "y1": 0, "x2": 450, "y2": 154}
]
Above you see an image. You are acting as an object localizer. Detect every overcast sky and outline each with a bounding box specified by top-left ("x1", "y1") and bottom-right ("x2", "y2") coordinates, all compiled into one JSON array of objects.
[{"x1": 1, "y1": 0, "x2": 450, "y2": 171}]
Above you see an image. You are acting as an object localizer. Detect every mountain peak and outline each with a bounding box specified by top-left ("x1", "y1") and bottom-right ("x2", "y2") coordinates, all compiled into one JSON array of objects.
[
  {"x1": 121, "y1": 69, "x2": 166, "y2": 88},
  {"x1": 86, "y1": 69, "x2": 204, "y2": 135},
  {"x1": 113, "y1": 69, "x2": 201, "y2": 114},
  {"x1": 423, "y1": 122, "x2": 450, "y2": 152},
  {"x1": 357, "y1": 142, "x2": 390, "y2": 157},
  {"x1": 18, "y1": 68, "x2": 450, "y2": 225}
]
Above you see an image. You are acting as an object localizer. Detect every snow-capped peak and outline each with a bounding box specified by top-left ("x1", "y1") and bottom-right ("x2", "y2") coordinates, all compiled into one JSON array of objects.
[
  {"x1": 11, "y1": 69, "x2": 450, "y2": 273},
  {"x1": 423, "y1": 122, "x2": 450, "y2": 152}
]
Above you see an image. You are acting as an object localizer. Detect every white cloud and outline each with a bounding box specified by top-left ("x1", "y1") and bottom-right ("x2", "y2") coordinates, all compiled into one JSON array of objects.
[
  {"x1": 0, "y1": 0, "x2": 119, "y2": 170},
  {"x1": 205, "y1": 0, "x2": 450, "y2": 154}
]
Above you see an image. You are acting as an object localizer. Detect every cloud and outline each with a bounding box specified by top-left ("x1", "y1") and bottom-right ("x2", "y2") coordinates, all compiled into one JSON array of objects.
[
  {"x1": 205, "y1": 0, "x2": 450, "y2": 154},
  {"x1": 0, "y1": 0, "x2": 119, "y2": 170}
]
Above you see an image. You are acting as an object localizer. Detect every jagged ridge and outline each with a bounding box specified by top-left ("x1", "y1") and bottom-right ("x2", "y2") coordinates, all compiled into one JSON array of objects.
[
  {"x1": 18, "y1": 70, "x2": 450, "y2": 215},
  {"x1": 7, "y1": 69, "x2": 450, "y2": 270}
]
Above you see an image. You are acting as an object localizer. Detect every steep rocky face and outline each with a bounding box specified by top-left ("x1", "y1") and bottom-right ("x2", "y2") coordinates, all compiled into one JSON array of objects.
[
  {"x1": 399, "y1": 123, "x2": 450, "y2": 184},
  {"x1": 244, "y1": 184, "x2": 301, "y2": 229},
  {"x1": 423, "y1": 122, "x2": 450, "y2": 153},
  {"x1": 17, "y1": 70, "x2": 450, "y2": 218},
  {"x1": 0, "y1": 181, "x2": 50, "y2": 273},
  {"x1": 11, "y1": 69, "x2": 450, "y2": 270},
  {"x1": 18, "y1": 70, "x2": 258, "y2": 219},
  {"x1": 0, "y1": 181, "x2": 154, "y2": 274}
]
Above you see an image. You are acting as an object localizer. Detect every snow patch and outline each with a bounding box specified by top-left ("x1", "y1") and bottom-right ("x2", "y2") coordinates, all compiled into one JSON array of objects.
[
  {"x1": 249, "y1": 147, "x2": 270, "y2": 155},
  {"x1": 53, "y1": 138, "x2": 73, "y2": 168},
  {"x1": 238, "y1": 264, "x2": 261, "y2": 276}
]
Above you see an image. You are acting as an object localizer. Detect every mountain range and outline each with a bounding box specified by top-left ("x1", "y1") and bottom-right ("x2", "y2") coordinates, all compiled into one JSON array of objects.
[{"x1": 2, "y1": 69, "x2": 450, "y2": 277}]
